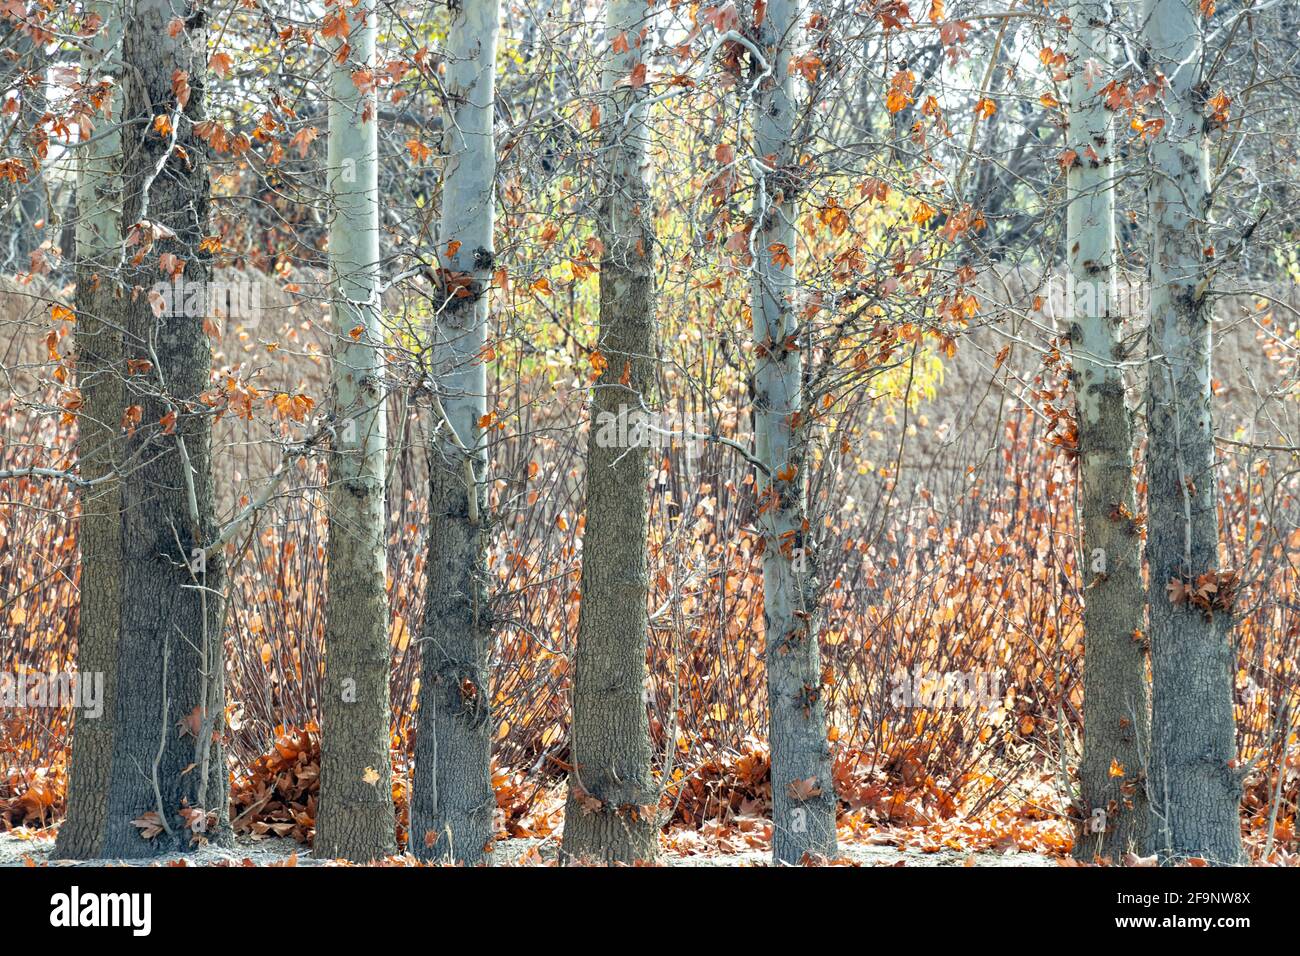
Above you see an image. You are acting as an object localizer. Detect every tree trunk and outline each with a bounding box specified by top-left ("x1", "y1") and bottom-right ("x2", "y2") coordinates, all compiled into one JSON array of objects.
[
  {"x1": 411, "y1": 0, "x2": 500, "y2": 865},
  {"x1": 56, "y1": 5, "x2": 122, "y2": 861},
  {"x1": 315, "y1": 0, "x2": 397, "y2": 862},
  {"x1": 100, "y1": 0, "x2": 228, "y2": 857},
  {"x1": 560, "y1": 0, "x2": 660, "y2": 864},
  {"x1": 1141, "y1": 0, "x2": 1245, "y2": 866},
  {"x1": 1066, "y1": 0, "x2": 1150, "y2": 861},
  {"x1": 750, "y1": 0, "x2": 837, "y2": 865}
]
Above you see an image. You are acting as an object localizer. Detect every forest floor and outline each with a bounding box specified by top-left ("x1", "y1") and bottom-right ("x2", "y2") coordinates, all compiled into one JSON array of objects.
[{"x1": 0, "y1": 829, "x2": 1055, "y2": 867}]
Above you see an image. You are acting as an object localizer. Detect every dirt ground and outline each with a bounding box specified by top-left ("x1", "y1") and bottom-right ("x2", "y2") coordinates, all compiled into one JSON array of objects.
[{"x1": 0, "y1": 828, "x2": 1054, "y2": 867}]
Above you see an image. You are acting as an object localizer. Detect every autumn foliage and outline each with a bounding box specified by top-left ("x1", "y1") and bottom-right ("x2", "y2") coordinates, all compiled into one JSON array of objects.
[{"x1": 3, "y1": 373, "x2": 1297, "y2": 859}]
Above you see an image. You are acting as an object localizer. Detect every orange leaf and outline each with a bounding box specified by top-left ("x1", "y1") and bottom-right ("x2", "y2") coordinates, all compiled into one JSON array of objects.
[
  {"x1": 209, "y1": 52, "x2": 233, "y2": 79},
  {"x1": 406, "y1": 138, "x2": 432, "y2": 163},
  {"x1": 122, "y1": 405, "x2": 143, "y2": 434},
  {"x1": 787, "y1": 777, "x2": 822, "y2": 801}
]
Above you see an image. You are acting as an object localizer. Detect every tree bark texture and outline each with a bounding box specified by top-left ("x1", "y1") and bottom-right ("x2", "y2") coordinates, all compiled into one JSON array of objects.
[
  {"x1": 560, "y1": 0, "x2": 661, "y2": 864},
  {"x1": 1141, "y1": 0, "x2": 1245, "y2": 866},
  {"x1": 750, "y1": 0, "x2": 838, "y2": 865},
  {"x1": 57, "y1": 5, "x2": 123, "y2": 861},
  {"x1": 1066, "y1": 0, "x2": 1151, "y2": 861},
  {"x1": 101, "y1": 0, "x2": 228, "y2": 858},
  {"x1": 412, "y1": 0, "x2": 500, "y2": 865},
  {"x1": 315, "y1": 0, "x2": 398, "y2": 862}
]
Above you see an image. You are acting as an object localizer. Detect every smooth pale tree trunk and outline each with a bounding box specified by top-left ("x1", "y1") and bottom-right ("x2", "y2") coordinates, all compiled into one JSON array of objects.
[
  {"x1": 56, "y1": 5, "x2": 122, "y2": 861},
  {"x1": 1066, "y1": 0, "x2": 1150, "y2": 861},
  {"x1": 750, "y1": 0, "x2": 837, "y2": 865},
  {"x1": 412, "y1": 0, "x2": 499, "y2": 865},
  {"x1": 1142, "y1": 0, "x2": 1245, "y2": 865},
  {"x1": 315, "y1": 0, "x2": 397, "y2": 863},
  {"x1": 560, "y1": 0, "x2": 660, "y2": 864},
  {"x1": 100, "y1": 0, "x2": 228, "y2": 857}
]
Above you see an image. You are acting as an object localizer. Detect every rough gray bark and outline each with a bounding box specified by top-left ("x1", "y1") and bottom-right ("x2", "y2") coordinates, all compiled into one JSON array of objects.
[
  {"x1": 56, "y1": 5, "x2": 123, "y2": 861},
  {"x1": 750, "y1": 0, "x2": 838, "y2": 865},
  {"x1": 1141, "y1": 0, "x2": 1245, "y2": 866},
  {"x1": 560, "y1": 0, "x2": 660, "y2": 864},
  {"x1": 411, "y1": 0, "x2": 500, "y2": 865},
  {"x1": 100, "y1": 0, "x2": 228, "y2": 857},
  {"x1": 315, "y1": 0, "x2": 398, "y2": 862},
  {"x1": 1066, "y1": 0, "x2": 1150, "y2": 861}
]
